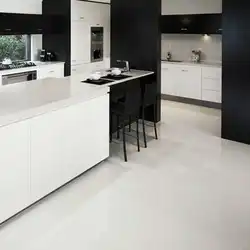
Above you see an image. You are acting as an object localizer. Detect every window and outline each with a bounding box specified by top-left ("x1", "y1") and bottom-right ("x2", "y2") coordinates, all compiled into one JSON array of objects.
[{"x1": 0, "y1": 35, "x2": 31, "y2": 62}]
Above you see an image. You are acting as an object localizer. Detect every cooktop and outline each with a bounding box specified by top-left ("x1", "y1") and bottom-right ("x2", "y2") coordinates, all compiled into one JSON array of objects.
[{"x1": 0, "y1": 61, "x2": 36, "y2": 71}]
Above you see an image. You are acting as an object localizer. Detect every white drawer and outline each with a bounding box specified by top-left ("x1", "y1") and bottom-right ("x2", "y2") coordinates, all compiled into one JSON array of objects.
[
  {"x1": 202, "y1": 90, "x2": 221, "y2": 103},
  {"x1": 71, "y1": 64, "x2": 90, "y2": 75},
  {"x1": 37, "y1": 65, "x2": 64, "y2": 79},
  {"x1": 202, "y1": 67, "x2": 221, "y2": 80},
  {"x1": 202, "y1": 78, "x2": 221, "y2": 92}
]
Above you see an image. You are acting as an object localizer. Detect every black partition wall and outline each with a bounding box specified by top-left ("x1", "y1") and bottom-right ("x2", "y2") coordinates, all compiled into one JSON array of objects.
[
  {"x1": 111, "y1": 0, "x2": 162, "y2": 122},
  {"x1": 222, "y1": 0, "x2": 250, "y2": 144}
]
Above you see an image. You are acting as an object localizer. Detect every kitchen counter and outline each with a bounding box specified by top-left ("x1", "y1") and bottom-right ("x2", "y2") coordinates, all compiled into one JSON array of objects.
[
  {"x1": 0, "y1": 61, "x2": 65, "y2": 76},
  {"x1": 161, "y1": 60, "x2": 221, "y2": 68},
  {"x1": 0, "y1": 69, "x2": 154, "y2": 128}
]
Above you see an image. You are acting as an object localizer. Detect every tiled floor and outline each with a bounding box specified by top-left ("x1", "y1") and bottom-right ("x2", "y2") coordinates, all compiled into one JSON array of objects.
[{"x1": 1, "y1": 101, "x2": 250, "y2": 250}]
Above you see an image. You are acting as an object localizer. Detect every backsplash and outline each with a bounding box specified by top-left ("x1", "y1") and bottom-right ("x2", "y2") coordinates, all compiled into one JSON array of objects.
[{"x1": 162, "y1": 34, "x2": 222, "y2": 63}]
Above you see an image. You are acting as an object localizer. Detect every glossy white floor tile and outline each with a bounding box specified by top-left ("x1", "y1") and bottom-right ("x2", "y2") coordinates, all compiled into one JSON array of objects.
[{"x1": 1, "y1": 101, "x2": 250, "y2": 250}]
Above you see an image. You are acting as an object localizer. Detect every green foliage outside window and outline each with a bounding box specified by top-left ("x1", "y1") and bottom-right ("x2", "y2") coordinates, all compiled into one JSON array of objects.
[{"x1": 0, "y1": 35, "x2": 27, "y2": 62}]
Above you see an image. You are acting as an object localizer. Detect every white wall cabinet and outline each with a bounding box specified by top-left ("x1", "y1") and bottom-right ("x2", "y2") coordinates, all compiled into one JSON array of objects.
[
  {"x1": 0, "y1": 121, "x2": 30, "y2": 223},
  {"x1": 30, "y1": 94, "x2": 109, "y2": 202},
  {"x1": 37, "y1": 64, "x2": 64, "y2": 79}
]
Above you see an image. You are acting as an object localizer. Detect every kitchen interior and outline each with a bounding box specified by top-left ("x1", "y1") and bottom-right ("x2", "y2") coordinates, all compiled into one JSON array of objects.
[
  {"x1": 161, "y1": 1, "x2": 222, "y2": 114},
  {"x1": 1, "y1": 0, "x2": 250, "y2": 249}
]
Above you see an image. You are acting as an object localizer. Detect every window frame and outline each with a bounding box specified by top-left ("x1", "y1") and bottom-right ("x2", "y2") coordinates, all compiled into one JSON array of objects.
[{"x1": 0, "y1": 34, "x2": 32, "y2": 62}]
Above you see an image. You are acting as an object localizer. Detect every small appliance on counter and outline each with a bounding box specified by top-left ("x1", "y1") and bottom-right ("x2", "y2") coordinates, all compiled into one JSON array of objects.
[
  {"x1": 191, "y1": 49, "x2": 202, "y2": 63},
  {"x1": 166, "y1": 52, "x2": 172, "y2": 61},
  {"x1": 40, "y1": 49, "x2": 56, "y2": 62}
]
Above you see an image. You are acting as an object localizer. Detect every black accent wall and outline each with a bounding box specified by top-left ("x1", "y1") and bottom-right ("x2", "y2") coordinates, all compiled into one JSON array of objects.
[
  {"x1": 42, "y1": 0, "x2": 70, "y2": 76},
  {"x1": 222, "y1": 0, "x2": 250, "y2": 144},
  {"x1": 111, "y1": 0, "x2": 162, "y2": 122}
]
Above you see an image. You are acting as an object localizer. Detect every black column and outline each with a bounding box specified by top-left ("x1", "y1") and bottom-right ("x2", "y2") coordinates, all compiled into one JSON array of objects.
[
  {"x1": 222, "y1": 0, "x2": 250, "y2": 144},
  {"x1": 111, "y1": 0, "x2": 162, "y2": 122},
  {"x1": 42, "y1": 0, "x2": 70, "y2": 76}
]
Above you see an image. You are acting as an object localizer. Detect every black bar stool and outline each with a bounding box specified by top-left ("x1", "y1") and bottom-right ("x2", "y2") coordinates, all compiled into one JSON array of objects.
[
  {"x1": 110, "y1": 82, "x2": 142, "y2": 162},
  {"x1": 140, "y1": 78, "x2": 158, "y2": 148}
]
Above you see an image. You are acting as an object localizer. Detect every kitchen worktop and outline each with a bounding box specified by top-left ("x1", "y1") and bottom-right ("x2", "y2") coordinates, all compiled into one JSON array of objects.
[
  {"x1": 161, "y1": 60, "x2": 222, "y2": 68},
  {"x1": 0, "y1": 61, "x2": 65, "y2": 76},
  {"x1": 0, "y1": 69, "x2": 154, "y2": 128}
]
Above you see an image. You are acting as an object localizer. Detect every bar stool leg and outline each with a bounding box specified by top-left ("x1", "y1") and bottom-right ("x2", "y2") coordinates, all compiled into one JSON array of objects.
[
  {"x1": 142, "y1": 107, "x2": 147, "y2": 148},
  {"x1": 153, "y1": 103, "x2": 158, "y2": 140},
  {"x1": 129, "y1": 116, "x2": 132, "y2": 132},
  {"x1": 110, "y1": 113, "x2": 113, "y2": 143},
  {"x1": 116, "y1": 115, "x2": 120, "y2": 139},
  {"x1": 122, "y1": 122, "x2": 128, "y2": 162},
  {"x1": 136, "y1": 118, "x2": 140, "y2": 152}
]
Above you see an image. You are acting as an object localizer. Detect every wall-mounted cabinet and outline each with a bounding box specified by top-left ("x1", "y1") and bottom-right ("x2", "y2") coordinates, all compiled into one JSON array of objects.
[
  {"x1": 161, "y1": 14, "x2": 222, "y2": 34},
  {"x1": 0, "y1": 13, "x2": 65, "y2": 35}
]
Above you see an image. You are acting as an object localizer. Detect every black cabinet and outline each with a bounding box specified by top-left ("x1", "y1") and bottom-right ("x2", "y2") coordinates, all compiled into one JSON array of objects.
[
  {"x1": 0, "y1": 13, "x2": 65, "y2": 35},
  {"x1": 161, "y1": 14, "x2": 222, "y2": 34}
]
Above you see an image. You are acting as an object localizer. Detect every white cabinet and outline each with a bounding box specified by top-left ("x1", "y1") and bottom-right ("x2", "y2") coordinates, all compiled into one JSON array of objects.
[
  {"x1": 176, "y1": 66, "x2": 202, "y2": 100},
  {"x1": 71, "y1": 63, "x2": 90, "y2": 75},
  {"x1": 202, "y1": 66, "x2": 222, "y2": 103},
  {"x1": 0, "y1": 121, "x2": 30, "y2": 223},
  {"x1": 161, "y1": 65, "x2": 177, "y2": 96},
  {"x1": 161, "y1": 63, "x2": 202, "y2": 100},
  {"x1": 71, "y1": 21, "x2": 91, "y2": 65},
  {"x1": 37, "y1": 64, "x2": 64, "y2": 79},
  {"x1": 30, "y1": 94, "x2": 109, "y2": 202}
]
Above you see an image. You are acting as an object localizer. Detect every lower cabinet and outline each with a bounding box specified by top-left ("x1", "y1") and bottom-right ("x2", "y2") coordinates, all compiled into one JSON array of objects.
[
  {"x1": 30, "y1": 94, "x2": 109, "y2": 202},
  {"x1": 0, "y1": 121, "x2": 30, "y2": 223},
  {"x1": 161, "y1": 64, "x2": 202, "y2": 100},
  {"x1": 0, "y1": 94, "x2": 109, "y2": 223},
  {"x1": 161, "y1": 62, "x2": 222, "y2": 103},
  {"x1": 37, "y1": 64, "x2": 65, "y2": 79}
]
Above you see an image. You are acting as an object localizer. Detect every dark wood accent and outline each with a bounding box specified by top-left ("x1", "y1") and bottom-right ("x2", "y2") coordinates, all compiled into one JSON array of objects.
[
  {"x1": 111, "y1": 0, "x2": 161, "y2": 122},
  {"x1": 222, "y1": 0, "x2": 250, "y2": 144},
  {"x1": 162, "y1": 94, "x2": 221, "y2": 110},
  {"x1": 161, "y1": 14, "x2": 222, "y2": 34},
  {"x1": 42, "y1": 0, "x2": 71, "y2": 76},
  {"x1": 0, "y1": 12, "x2": 64, "y2": 35}
]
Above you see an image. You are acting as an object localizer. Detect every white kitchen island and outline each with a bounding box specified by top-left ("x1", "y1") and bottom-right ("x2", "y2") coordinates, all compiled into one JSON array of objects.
[
  {"x1": 0, "y1": 69, "x2": 154, "y2": 224},
  {"x1": 0, "y1": 76, "x2": 110, "y2": 224}
]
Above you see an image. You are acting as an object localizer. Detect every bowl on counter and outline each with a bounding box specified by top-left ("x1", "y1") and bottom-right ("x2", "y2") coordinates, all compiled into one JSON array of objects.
[
  {"x1": 111, "y1": 68, "x2": 122, "y2": 76},
  {"x1": 89, "y1": 72, "x2": 101, "y2": 81}
]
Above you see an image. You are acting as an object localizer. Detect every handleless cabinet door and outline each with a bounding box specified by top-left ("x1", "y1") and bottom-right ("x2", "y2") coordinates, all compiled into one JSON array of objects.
[
  {"x1": 71, "y1": 21, "x2": 91, "y2": 65},
  {"x1": 177, "y1": 66, "x2": 202, "y2": 100},
  {"x1": 0, "y1": 121, "x2": 30, "y2": 224},
  {"x1": 161, "y1": 65, "x2": 177, "y2": 95},
  {"x1": 30, "y1": 95, "x2": 109, "y2": 202}
]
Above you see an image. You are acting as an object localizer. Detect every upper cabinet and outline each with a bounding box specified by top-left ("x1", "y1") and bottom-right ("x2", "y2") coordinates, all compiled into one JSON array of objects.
[
  {"x1": 162, "y1": 0, "x2": 222, "y2": 15},
  {"x1": 0, "y1": 13, "x2": 65, "y2": 35},
  {"x1": 161, "y1": 14, "x2": 222, "y2": 34}
]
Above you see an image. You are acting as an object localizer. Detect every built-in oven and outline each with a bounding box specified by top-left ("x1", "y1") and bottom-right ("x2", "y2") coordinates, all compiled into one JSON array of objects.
[
  {"x1": 91, "y1": 27, "x2": 104, "y2": 62},
  {"x1": 1, "y1": 70, "x2": 37, "y2": 86}
]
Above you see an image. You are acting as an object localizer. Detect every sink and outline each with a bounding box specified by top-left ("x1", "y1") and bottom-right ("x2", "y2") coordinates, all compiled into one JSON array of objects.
[{"x1": 162, "y1": 59, "x2": 183, "y2": 63}]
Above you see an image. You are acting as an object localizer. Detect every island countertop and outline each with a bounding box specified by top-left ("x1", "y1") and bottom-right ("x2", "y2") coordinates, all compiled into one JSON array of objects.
[{"x1": 0, "y1": 69, "x2": 154, "y2": 128}]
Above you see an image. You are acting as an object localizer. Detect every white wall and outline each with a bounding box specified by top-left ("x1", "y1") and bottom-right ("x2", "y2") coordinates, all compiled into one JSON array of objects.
[
  {"x1": 162, "y1": 0, "x2": 222, "y2": 15},
  {"x1": 0, "y1": 0, "x2": 42, "y2": 14},
  {"x1": 162, "y1": 34, "x2": 222, "y2": 63}
]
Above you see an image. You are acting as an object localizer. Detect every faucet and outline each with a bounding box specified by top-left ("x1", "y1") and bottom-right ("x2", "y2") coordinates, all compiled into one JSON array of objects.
[{"x1": 116, "y1": 60, "x2": 130, "y2": 72}]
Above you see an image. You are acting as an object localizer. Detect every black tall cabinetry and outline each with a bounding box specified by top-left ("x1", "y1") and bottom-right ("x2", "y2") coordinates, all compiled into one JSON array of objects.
[
  {"x1": 111, "y1": 0, "x2": 162, "y2": 122},
  {"x1": 42, "y1": 0, "x2": 70, "y2": 76},
  {"x1": 222, "y1": 0, "x2": 250, "y2": 144}
]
